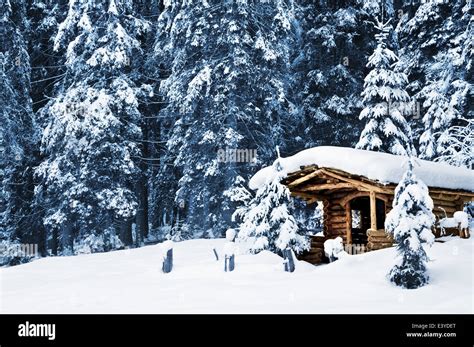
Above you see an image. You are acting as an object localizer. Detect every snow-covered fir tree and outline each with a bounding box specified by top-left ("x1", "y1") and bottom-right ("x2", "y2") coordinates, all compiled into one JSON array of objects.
[
  {"x1": 27, "y1": 0, "x2": 67, "y2": 112},
  {"x1": 0, "y1": 0, "x2": 472, "y2": 265},
  {"x1": 291, "y1": 0, "x2": 368, "y2": 150},
  {"x1": 0, "y1": 0, "x2": 40, "y2": 262},
  {"x1": 414, "y1": 6, "x2": 472, "y2": 161},
  {"x1": 235, "y1": 156, "x2": 309, "y2": 255},
  {"x1": 436, "y1": 117, "x2": 473, "y2": 169},
  {"x1": 152, "y1": 0, "x2": 296, "y2": 238},
  {"x1": 397, "y1": 0, "x2": 472, "y2": 157},
  {"x1": 356, "y1": 18, "x2": 414, "y2": 156},
  {"x1": 418, "y1": 70, "x2": 458, "y2": 160},
  {"x1": 385, "y1": 158, "x2": 435, "y2": 289},
  {"x1": 35, "y1": 0, "x2": 150, "y2": 254}
]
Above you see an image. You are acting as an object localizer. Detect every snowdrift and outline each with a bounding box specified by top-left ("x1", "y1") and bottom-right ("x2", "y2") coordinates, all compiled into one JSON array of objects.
[{"x1": 1, "y1": 237, "x2": 472, "y2": 313}]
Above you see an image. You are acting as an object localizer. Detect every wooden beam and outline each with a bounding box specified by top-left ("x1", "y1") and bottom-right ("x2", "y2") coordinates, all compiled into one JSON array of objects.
[
  {"x1": 290, "y1": 191, "x2": 327, "y2": 201},
  {"x1": 370, "y1": 191, "x2": 377, "y2": 231},
  {"x1": 306, "y1": 197, "x2": 320, "y2": 205},
  {"x1": 345, "y1": 203, "x2": 352, "y2": 245},
  {"x1": 431, "y1": 193, "x2": 463, "y2": 202},
  {"x1": 287, "y1": 169, "x2": 324, "y2": 187},
  {"x1": 429, "y1": 189, "x2": 474, "y2": 198},
  {"x1": 301, "y1": 183, "x2": 354, "y2": 191},
  {"x1": 330, "y1": 215, "x2": 347, "y2": 223},
  {"x1": 320, "y1": 169, "x2": 393, "y2": 194},
  {"x1": 336, "y1": 191, "x2": 390, "y2": 207}
]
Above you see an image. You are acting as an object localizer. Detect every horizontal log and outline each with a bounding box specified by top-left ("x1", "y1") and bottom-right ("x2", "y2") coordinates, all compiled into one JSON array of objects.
[
  {"x1": 300, "y1": 254, "x2": 323, "y2": 259},
  {"x1": 432, "y1": 199, "x2": 459, "y2": 208},
  {"x1": 288, "y1": 169, "x2": 324, "y2": 187},
  {"x1": 310, "y1": 235, "x2": 327, "y2": 241},
  {"x1": 430, "y1": 190, "x2": 474, "y2": 199},
  {"x1": 368, "y1": 233, "x2": 392, "y2": 239},
  {"x1": 328, "y1": 215, "x2": 346, "y2": 223},
  {"x1": 303, "y1": 254, "x2": 324, "y2": 260},
  {"x1": 330, "y1": 221, "x2": 346, "y2": 228},
  {"x1": 302, "y1": 183, "x2": 355, "y2": 192},
  {"x1": 367, "y1": 229, "x2": 389, "y2": 237},
  {"x1": 328, "y1": 215, "x2": 346, "y2": 221},
  {"x1": 367, "y1": 241, "x2": 393, "y2": 246},
  {"x1": 329, "y1": 191, "x2": 351, "y2": 199},
  {"x1": 367, "y1": 243, "x2": 393, "y2": 250},
  {"x1": 321, "y1": 169, "x2": 394, "y2": 194},
  {"x1": 369, "y1": 238, "x2": 392, "y2": 244},
  {"x1": 433, "y1": 207, "x2": 458, "y2": 215},
  {"x1": 329, "y1": 232, "x2": 347, "y2": 238},
  {"x1": 329, "y1": 205, "x2": 344, "y2": 212},
  {"x1": 329, "y1": 206, "x2": 346, "y2": 212},
  {"x1": 327, "y1": 226, "x2": 346, "y2": 232}
]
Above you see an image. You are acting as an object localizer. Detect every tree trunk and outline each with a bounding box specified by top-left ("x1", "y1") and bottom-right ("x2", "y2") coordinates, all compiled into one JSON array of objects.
[
  {"x1": 119, "y1": 219, "x2": 133, "y2": 247},
  {"x1": 60, "y1": 222, "x2": 73, "y2": 255},
  {"x1": 51, "y1": 228, "x2": 59, "y2": 256}
]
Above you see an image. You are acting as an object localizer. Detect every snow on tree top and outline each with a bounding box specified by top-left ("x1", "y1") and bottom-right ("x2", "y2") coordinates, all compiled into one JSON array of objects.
[{"x1": 249, "y1": 146, "x2": 474, "y2": 192}]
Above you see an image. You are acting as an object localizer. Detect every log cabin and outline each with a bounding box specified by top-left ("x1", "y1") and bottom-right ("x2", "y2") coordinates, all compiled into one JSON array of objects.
[{"x1": 249, "y1": 146, "x2": 474, "y2": 264}]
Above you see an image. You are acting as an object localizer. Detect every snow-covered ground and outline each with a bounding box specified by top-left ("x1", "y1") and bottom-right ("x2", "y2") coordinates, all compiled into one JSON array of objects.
[{"x1": 1, "y1": 236, "x2": 472, "y2": 313}]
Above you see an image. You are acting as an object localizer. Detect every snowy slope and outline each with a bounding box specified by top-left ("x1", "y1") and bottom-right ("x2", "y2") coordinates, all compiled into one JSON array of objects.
[
  {"x1": 0, "y1": 237, "x2": 472, "y2": 313},
  {"x1": 249, "y1": 146, "x2": 474, "y2": 191}
]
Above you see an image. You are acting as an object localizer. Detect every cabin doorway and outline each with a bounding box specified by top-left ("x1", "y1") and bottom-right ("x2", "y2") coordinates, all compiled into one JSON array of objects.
[{"x1": 350, "y1": 197, "x2": 385, "y2": 245}]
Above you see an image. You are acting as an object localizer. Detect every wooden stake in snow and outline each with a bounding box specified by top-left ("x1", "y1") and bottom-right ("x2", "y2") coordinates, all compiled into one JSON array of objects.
[
  {"x1": 283, "y1": 248, "x2": 295, "y2": 273},
  {"x1": 225, "y1": 254, "x2": 235, "y2": 272},
  {"x1": 161, "y1": 241, "x2": 173, "y2": 273},
  {"x1": 224, "y1": 229, "x2": 236, "y2": 272}
]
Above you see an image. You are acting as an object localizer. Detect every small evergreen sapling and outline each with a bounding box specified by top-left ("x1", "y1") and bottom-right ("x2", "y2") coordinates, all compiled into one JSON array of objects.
[
  {"x1": 236, "y1": 151, "x2": 309, "y2": 255},
  {"x1": 385, "y1": 159, "x2": 435, "y2": 289}
]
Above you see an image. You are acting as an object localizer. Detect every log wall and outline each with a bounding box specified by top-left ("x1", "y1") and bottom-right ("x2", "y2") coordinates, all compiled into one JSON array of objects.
[{"x1": 297, "y1": 188, "x2": 470, "y2": 264}]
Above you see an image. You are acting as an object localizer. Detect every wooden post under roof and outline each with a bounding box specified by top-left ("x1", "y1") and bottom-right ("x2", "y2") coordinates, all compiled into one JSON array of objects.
[
  {"x1": 370, "y1": 191, "x2": 377, "y2": 231},
  {"x1": 345, "y1": 202, "x2": 352, "y2": 244}
]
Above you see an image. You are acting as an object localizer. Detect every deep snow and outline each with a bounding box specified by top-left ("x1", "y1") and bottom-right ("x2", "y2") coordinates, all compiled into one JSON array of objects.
[
  {"x1": 1, "y1": 236, "x2": 472, "y2": 313},
  {"x1": 249, "y1": 146, "x2": 474, "y2": 191}
]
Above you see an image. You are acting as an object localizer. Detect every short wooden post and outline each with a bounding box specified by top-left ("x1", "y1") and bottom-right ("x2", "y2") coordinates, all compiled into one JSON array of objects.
[
  {"x1": 223, "y1": 235, "x2": 236, "y2": 272},
  {"x1": 213, "y1": 248, "x2": 219, "y2": 261},
  {"x1": 162, "y1": 248, "x2": 173, "y2": 273},
  {"x1": 161, "y1": 240, "x2": 174, "y2": 273},
  {"x1": 283, "y1": 249, "x2": 295, "y2": 272},
  {"x1": 225, "y1": 254, "x2": 235, "y2": 272}
]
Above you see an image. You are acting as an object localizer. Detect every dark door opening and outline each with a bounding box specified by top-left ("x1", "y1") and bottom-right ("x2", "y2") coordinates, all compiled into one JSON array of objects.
[{"x1": 350, "y1": 197, "x2": 385, "y2": 244}]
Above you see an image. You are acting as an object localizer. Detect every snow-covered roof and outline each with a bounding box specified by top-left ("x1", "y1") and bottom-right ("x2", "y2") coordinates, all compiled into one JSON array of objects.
[{"x1": 249, "y1": 146, "x2": 474, "y2": 192}]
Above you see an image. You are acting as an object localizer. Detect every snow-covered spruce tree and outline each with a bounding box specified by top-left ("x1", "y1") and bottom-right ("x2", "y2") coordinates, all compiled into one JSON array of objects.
[
  {"x1": 436, "y1": 117, "x2": 473, "y2": 169},
  {"x1": 385, "y1": 159, "x2": 435, "y2": 289},
  {"x1": 152, "y1": 0, "x2": 295, "y2": 237},
  {"x1": 356, "y1": 18, "x2": 414, "y2": 156},
  {"x1": 35, "y1": 0, "x2": 150, "y2": 255},
  {"x1": 290, "y1": 0, "x2": 370, "y2": 150},
  {"x1": 27, "y1": 0, "x2": 68, "y2": 112},
  {"x1": 415, "y1": 9, "x2": 472, "y2": 161},
  {"x1": 0, "y1": 0, "x2": 41, "y2": 262},
  {"x1": 397, "y1": 0, "x2": 472, "y2": 156},
  {"x1": 417, "y1": 74, "x2": 458, "y2": 160},
  {"x1": 235, "y1": 158, "x2": 309, "y2": 255}
]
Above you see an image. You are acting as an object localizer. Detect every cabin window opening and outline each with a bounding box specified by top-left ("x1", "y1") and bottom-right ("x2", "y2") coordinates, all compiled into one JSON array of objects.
[{"x1": 351, "y1": 210, "x2": 362, "y2": 228}]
